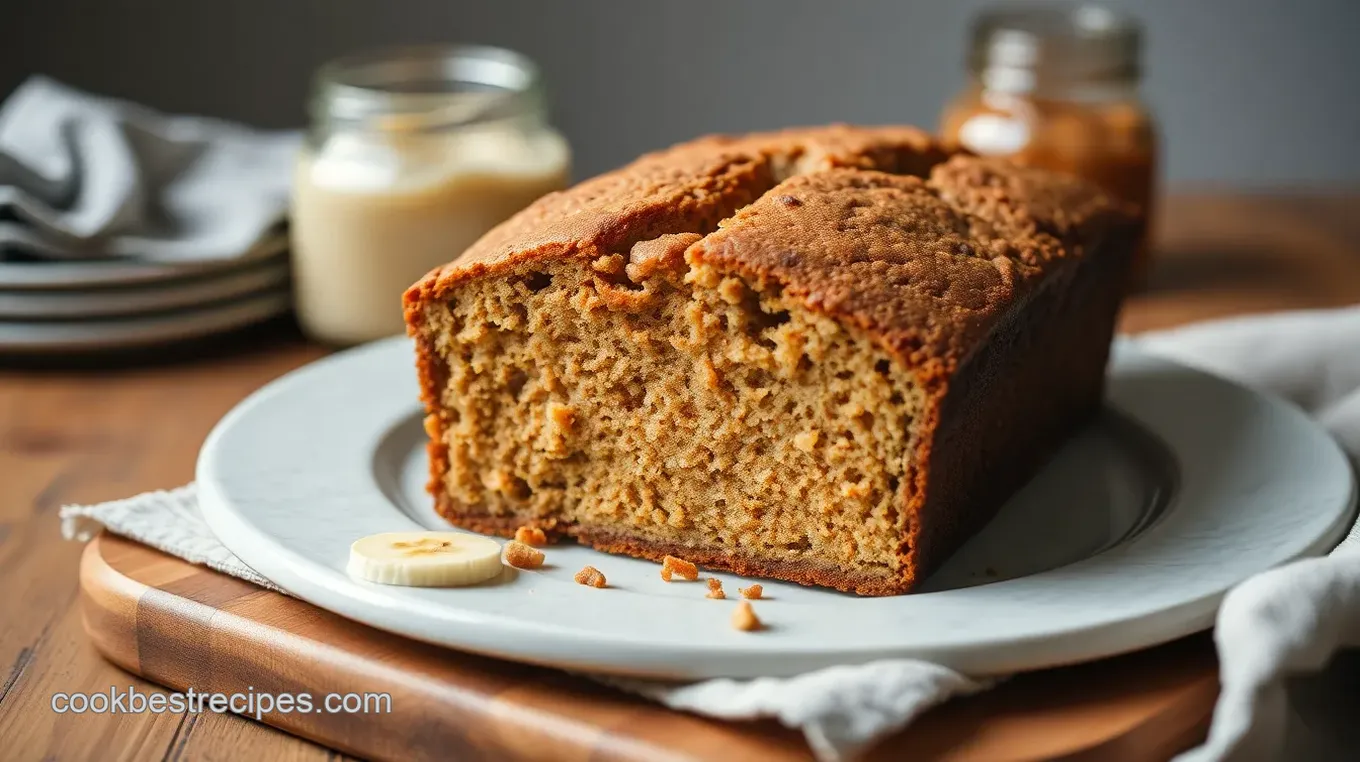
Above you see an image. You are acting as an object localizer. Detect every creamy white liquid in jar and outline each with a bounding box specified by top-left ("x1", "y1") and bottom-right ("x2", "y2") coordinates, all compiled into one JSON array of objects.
[{"x1": 291, "y1": 48, "x2": 570, "y2": 345}]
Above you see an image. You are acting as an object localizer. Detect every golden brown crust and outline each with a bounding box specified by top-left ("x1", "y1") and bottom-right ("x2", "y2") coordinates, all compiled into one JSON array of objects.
[
  {"x1": 689, "y1": 158, "x2": 1128, "y2": 379},
  {"x1": 401, "y1": 124, "x2": 948, "y2": 316},
  {"x1": 625, "y1": 232, "x2": 702, "y2": 282}
]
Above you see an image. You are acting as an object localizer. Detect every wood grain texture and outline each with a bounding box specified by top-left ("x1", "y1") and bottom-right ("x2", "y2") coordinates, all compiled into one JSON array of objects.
[
  {"x1": 0, "y1": 325, "x2": 332, "y2": 762},
  {"x1": 1, "y1": 194, "x2": 1357, "y2": 760},
  {"x1": 82, "y1": 532, "x2": 1216, "y2": 762}
]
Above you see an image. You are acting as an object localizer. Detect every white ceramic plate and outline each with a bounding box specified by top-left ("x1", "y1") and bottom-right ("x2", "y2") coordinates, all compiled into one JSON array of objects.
[
  {"x1": 198, "y1": 338, "x2": 1356, "y2": 679},
  {"x1": 0, "y1": 260, "x2": 290, "y2": 319},
  {"x1": 0, "y1": 290, "x2": 291, "y2": 353},
  {"x1": 0, "y1": 236, "x2": 287, "y2": 291}
]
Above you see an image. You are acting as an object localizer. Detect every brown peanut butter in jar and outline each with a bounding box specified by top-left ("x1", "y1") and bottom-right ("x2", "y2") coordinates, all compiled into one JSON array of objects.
[{"x1": 941, "y1": 4, "x2": 1158, "y2": 286}]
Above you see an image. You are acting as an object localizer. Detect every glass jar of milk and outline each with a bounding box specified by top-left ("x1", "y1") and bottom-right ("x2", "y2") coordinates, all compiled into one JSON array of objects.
[{"x1": 292, "y1": 45, "x2": 570, "y2": 344}]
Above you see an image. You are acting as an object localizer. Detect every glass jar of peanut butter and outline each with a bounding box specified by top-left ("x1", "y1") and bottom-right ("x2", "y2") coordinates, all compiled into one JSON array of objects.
[
  {"x1": 292, "y1": 46, "x2": 570, "y2": 345},
  {"x1": 941, "y1": 5, "x2": 1157, "y2": 284}
]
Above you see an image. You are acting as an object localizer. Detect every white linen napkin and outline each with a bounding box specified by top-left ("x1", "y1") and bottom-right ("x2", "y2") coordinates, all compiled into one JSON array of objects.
[
  {"x1": 0, "y1": 76, "x2": 299, "y2": 262},
  {"x1": 61, "y1": 307, "x2": 1360, "y2": 762},
  {"x1": 1139, "y1": 309, "x2": 1360, "y2": 762}
]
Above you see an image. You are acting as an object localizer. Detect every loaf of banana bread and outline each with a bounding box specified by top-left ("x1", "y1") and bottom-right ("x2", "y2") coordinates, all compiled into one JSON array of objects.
[{"x1": 404, "y1": 125, "x2": 1136, "y2": 595}]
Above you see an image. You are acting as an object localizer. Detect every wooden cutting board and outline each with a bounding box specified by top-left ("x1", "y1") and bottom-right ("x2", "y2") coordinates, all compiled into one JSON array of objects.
[{"x1": 80, "y1": 531, "x2": 1218, "y2": 761}]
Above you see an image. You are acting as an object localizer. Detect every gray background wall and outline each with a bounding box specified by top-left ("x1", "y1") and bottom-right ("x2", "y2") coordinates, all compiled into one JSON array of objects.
[{"x1": 6, "y1": 0, "x2": 1359, "y2": 189}]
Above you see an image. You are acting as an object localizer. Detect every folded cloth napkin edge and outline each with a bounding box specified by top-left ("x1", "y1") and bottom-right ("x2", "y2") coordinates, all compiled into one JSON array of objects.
[{"x1": 59, "y1": 484, "x2": 282, "y2": 592}]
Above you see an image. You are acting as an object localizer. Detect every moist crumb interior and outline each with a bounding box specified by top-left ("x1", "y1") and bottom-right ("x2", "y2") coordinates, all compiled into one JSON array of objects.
[{"x1": 422, "y1": 256, "x2": 927, "y2": 577}]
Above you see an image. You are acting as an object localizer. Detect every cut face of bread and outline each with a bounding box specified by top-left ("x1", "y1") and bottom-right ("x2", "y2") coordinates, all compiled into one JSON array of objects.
[
  {"x1": 406, "y1": 126, "x2": 1136, "y2": 595},
  {"x1": 419, "y1": 254, "x2": 926, "y2": 594}
]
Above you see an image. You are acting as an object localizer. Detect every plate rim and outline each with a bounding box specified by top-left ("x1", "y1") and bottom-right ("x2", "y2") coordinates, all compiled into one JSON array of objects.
[
  {"x1": 0, "y1": 289, "x2": 292, "y2": 352},
  {"x1": 0, "y1": 259, "x2": 291, "y2": 319},
  {"x1": 0, "y1": 236, "x2": 288, "y2": 291},
  {"x1": 196, "y1": 337, "x2": 1358, "y2": 679}
]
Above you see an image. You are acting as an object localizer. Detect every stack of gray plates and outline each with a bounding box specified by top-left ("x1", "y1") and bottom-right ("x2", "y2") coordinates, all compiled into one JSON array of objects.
[{"x1": 0, "y1": 236, "x2": 292, "y2": 353}]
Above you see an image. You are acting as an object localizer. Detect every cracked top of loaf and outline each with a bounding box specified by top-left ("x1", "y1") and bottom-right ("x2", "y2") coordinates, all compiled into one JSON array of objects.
[{"x1": 404, "y1": 124, "x2": 1132, "y2": 378}]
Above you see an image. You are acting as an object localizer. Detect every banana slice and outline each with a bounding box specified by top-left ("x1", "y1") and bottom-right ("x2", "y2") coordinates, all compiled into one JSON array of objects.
[{"x1": 347, "y1": 531, "x2": 504, "y2": 587}]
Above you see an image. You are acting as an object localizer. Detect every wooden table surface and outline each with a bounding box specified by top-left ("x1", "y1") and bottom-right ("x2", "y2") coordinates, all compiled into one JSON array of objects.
[{"x1": 2, "y1": 193, "x2": 1358, "y2": 760}]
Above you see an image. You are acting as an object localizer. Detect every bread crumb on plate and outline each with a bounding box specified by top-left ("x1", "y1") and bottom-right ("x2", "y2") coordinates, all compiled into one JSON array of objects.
[
  {"x1": 503, "y1": 541, "x2": 544, "y2": 569},
  {"x1": 732, "y1": 601, "x2": 762, "y2": 631},
  {"x1": 706, "y1": 578, "x2": 725, "y2": 599},
  {"x1": 574, "y1": 565, "x2": 607, "y2": 588},
  {"x1": 661, "y1": 555, "x2": 699, "y2": 582},
  {"x1": 739, "y1": 584, "x2": 763, "y2": 599},
  {"x1": 514, "y1": 526, "x2": 548, "y2": 546}
]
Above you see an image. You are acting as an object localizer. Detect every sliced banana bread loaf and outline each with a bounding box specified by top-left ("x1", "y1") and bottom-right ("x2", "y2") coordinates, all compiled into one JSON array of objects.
[{"x1": 404, "y1": 125, "x2": 1136, "y2": 595}]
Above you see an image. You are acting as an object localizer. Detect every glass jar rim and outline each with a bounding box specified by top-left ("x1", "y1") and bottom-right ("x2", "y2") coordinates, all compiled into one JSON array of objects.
[
  {"x1": 313, "y1": 44, "x2": 546, "y2": 131},
  {"x1": 970, "y1": 4, "x2": 1142, "y2": 87}
]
